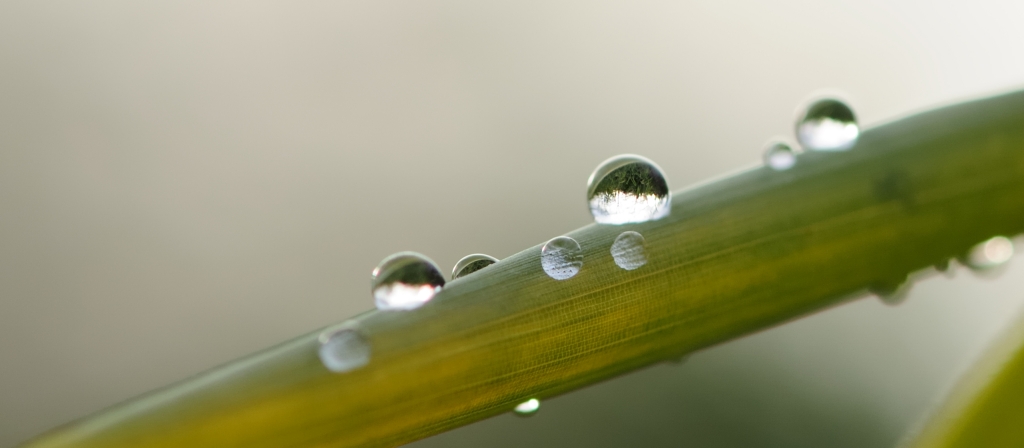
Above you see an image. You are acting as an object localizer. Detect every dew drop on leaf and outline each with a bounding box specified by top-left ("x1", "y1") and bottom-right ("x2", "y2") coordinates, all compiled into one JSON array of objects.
[
  {"x1": 371, "y1": 252, "x2": 445, "y2": 311},
  {"x1": 451, "y1": 254, "x2": 499, "y2": 280},
  {"x1": 541, "y1": 236, "x2": 583, "y2": 280},
  {"x1": 966, "y1": 236, "x2": 1014, "y2": 270},
  {"x1": 586, "y1": 155, "x2": 671, "y2": 224},
  {"x1": 514, "y1": 398, "x2": 540, "y2": 416},
  {"x1": 611, "y1": 231, "x2": 647, "y2": 270},
  {"x1": 318, "y1": 324, "x2": 370, "y2": 373},
  {"x1": 796, "y1": 97, "x2": 859, "y2": 151},
  {"x1": 763, "y1": 140, "x2": 797, "y2": 171}
]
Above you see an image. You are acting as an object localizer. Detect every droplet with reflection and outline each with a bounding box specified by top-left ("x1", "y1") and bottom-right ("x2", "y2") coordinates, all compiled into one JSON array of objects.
[
  {"x1": 541, "y1": 236, "x2": 583, "y2": 280},
  {"x1": 514, "y1": 398, "x2": 540, "y2": 416},
  {"x1": 451, "y1": 253, "x2": 499, "y2": 280},
  {"x1": 966, "y1": 236, "x2": 1014, "y2": 270},
  {"x1": 611, "y1": 231, "x2": 647, "y2": 270},
  {"x1": 371, "y1": 252, "x2": 445, "y2": 311},
  {"x1": 763, "y1": 140, "x2": 797, "y2": 171},
  {"x1": 318, "y1": 323, "x2": 371, "y2": 373},
  {"x1": 587, "y1": 155, "x2": 670, "y2": 224},
  {"x1": 796, "y1": 97, "x2": 859, "y2": 151}
]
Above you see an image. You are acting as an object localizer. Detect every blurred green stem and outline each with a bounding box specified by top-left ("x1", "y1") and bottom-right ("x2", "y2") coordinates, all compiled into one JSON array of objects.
[{"x1": 906, "y1": 310, "x2": 1024, "y2": 448}]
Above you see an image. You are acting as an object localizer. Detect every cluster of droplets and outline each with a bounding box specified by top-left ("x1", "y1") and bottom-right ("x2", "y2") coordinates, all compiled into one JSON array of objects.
[
  {"x1": 871, "y1": 235, "x2": 1018, "y2": 307},
  {"x1": 316, "y1": 89, "x2": 1017, "y2": 417}
]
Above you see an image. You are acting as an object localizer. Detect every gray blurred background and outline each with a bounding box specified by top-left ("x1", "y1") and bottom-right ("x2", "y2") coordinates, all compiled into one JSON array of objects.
[{"x1": 2, "y1": 1, "x2": 1024, "y2": 447}]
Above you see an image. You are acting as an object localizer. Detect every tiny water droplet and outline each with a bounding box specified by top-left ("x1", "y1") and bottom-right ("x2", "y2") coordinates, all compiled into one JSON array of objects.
[
  {"x1": 371, "y1": 252, "x2": 445, "y2": 311},
  {"x1": 763, "y1": 140, "x2": 797, "y2": 171},
  {"x1": 541, "y1": 236, "x2": 583, "y2": 280},
  {"x1": 870, "y1": 280, "x2": 912, "y2": 306},
  {"x1": 514, "y1": 398, "x2": 540, "y2": 416},
  {"x1": 668, "y1": 355, "x2": 689, "y2": 365},
  {"x1": 587, "y1": 155, "x2": 671, "y2": 225},
  {"x1": 966, "y1": 236, "x2": 1014, "y2": 270},
  {"x1": 611, "y1": 231, "x2": 647, "y2": 270},
  {"x1": 796, "y1": 97, "x2": 859, "y2": 151},
  {"x1": 451, "y1": 254, "x2": 499, "y2": 280},
  {"x1": 318, "y1": 324, "x2": 370, "y2": 373}
]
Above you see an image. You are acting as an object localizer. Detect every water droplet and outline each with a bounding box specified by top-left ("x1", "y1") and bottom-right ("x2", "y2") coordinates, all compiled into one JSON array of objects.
[
  {"x1": 451, "y1": 254, "x2": 499, "y2": 280},
  {"x1": 966, "y1": 236, "x2": 1014, "y2": 270},
  {"x1": 587, "y1": 155, "x2": 671, "y2": 224},
  {"x1": 541, "y1": 236, "x2": 583, "y2": 280},
  {"x1": 371, "y1": 252, "x2": 445, "y2": 311},
  {"x1": 870, "y1": 280, "x2": 912, "y2": 306},
  {"x1": 318, "y1": 323, "x2": 370, "y2": 373},
  {"x1": 796, "y1": 97, "x2": 859, "y2": 151},
  {"x1": 514, "y1": 398, "x2": 540, "y2": 416},
  {"x1": 668, "y1": 355, "x2": 689, "y2": 365},
  {"x1": 763, "y1": 140, "x2": 797, "y2": 171},
  {"x1": 611, "y1": 231, "x2": 647, "y2": 270}
]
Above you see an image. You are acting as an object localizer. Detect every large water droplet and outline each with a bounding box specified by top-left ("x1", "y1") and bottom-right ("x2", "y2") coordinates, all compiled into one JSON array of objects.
[
  {"x1": 587, "y1": 155, "x2": 670, "y2": 224},
  {"x1": 611, "y1": 231, "x2": 647, "y2": 270},
  {"x1": 514, "y1": 398, "x2": 540, "y2": 416},
  {"x1": 796, "y1": 97, "x2": 859, "y2": 151},
  {"x1": 966, "y1": 236, "x2": 1014, "y2": 270},
  {"x1": 451, "y1": 253, "x2": 498, "y2": 280},
  {"x1": 318, "y1": 323, "x2": 370, "y2": 373},
  {"x1": 541, "y1": 236, "x2": 583, "y2": 280},
  {"x1": 371, "y1": 252, "x2": 445, "y2": 311},
  {"x1": 763, "y1": 140, "x2": 797, "y2": 171}
]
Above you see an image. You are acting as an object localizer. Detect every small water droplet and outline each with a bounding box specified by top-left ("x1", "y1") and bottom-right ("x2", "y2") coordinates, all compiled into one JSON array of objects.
[
  {"x1": 514, "y1": 398, "x2": 540, "y2": 416},
  {"x1": 966, "y1": 236, "x2": 1014, "y2": 270},
  {"x1": 763, "y1": 140, "x2": 797, "y2": 171},
  {"x1": 611, "y1": 231, "x2": 647, "y2": 270},
  {"x1": 796, "y1": 97, "x2": 859, "y2": 151},
  {"x1": 451, "y1": 254, "x2": 499, "y2": 280},
  {"x1": 318, "y1": 324, "x2": 370, "y2": 373},
  {"x1": 587, "y1": 155, "x2": 671, "y2": 225},
  {"x1": 668, "y1": 355, "x2": 689, "y2": 365},
  {"x1": 541, "y1": 236, "x2": 583, "y2": 280},
  {"x1": 371, "y1": 252, "x2": 445, "y2": 310},
  {"x1": 870, "y1": 280, "x2": 912, "y2": 306}
]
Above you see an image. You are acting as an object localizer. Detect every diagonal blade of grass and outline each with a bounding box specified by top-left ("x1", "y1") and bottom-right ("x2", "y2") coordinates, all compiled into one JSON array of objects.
[{"x1": 24, "y1": 90, "x2": 1024, "y2": 447}]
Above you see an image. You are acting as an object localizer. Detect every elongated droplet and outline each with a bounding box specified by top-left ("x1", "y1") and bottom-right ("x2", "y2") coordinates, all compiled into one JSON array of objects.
[
  {"x1": 514, "y1": 398, "x2": 540, "y2": 416},
  {"x1": 587, "y1": 155, "x2": 670, "y2": 224},
  {"x1": 318, "y1": 324, "x2": 370, "y2": 373},
  {"x1": 796, "y1": 97, "x2": 859, "y2": 151},
  {"x1": 541, "y1": 236, "x2": 583, "y2": 280},
  {"x1": 763, "y1": 140, "x2": 797, "y2": 171},
  {"x1": 452, "y1": 253, "x2": 499, "y2": 280},
  {"x1": 966, "y1": 236, "x2": 1014, "y2": 270},
  {"x1": 371, "y1": 252, "x2": 445, "y2": 310},
  {"x1": 611, "y1": 231, "x2": 647, "y2": 270}
]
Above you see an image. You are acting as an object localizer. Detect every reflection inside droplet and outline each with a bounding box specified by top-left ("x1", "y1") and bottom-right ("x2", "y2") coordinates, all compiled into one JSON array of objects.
[
  {"x1": 451, "y1": 254, "x2": 499, "y2": 280},
  {"x1": 796, "y1": 97, "x2": 859, "y2": 151},
  {"x1": 318, "y1": 324, "x2": 371, "y2": 373},
  {"x1": 966, "y1": 236, "x2": 1014, "y2": 270},
  {"x1": 587, "y1": 155, "x2": 671, "y2": 225},
  {"x1": 541, "y1": 236, "x2": 583, "y2": 280},
  {"x1": 611, "y1": 231, "x2": 647, "y2": 270},
  {"x1": 371, "y1": 252, "x2": 445, "y2": 310},
  {"x1": 514, "y1": 398, "x2": 540, "y2": 416}
]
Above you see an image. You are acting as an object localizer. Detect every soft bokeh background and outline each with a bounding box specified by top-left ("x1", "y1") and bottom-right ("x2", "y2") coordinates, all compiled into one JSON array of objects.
[{"x1": 2, "y1": 1, "x2": 1024, "y2": 447}]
